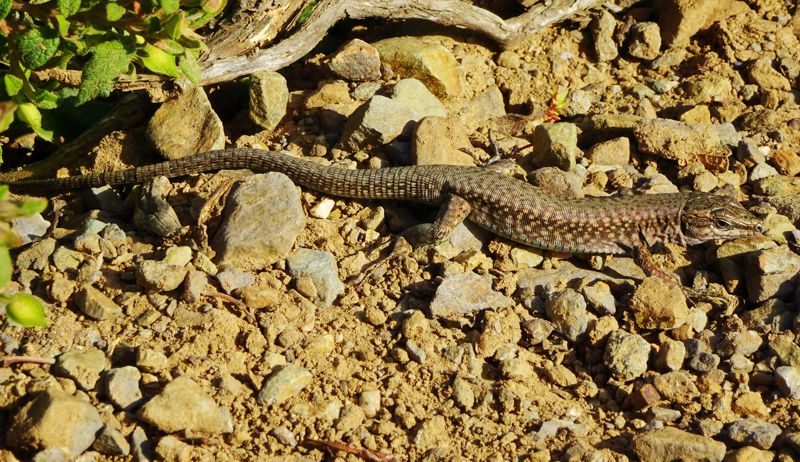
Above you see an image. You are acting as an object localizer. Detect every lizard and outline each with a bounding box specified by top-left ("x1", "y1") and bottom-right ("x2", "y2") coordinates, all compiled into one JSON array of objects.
[{"x1": 8, "y1": 148, "x2": 763, "y2": 259}]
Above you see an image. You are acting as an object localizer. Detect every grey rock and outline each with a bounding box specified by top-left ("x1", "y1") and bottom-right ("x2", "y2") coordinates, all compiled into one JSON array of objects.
[
  {"x1": 775, "y1": 366, "x2": 800, "y2": 399},
  {"x1": 16, "y1": 237, "x2": 56, "y2": 271},
  {"x1": 736, "y1": 138, "x2": 766, "y2": 164},
  {"x1": 530, "y1": 122, "x2": 579, "y2": 171},
  {"x1": 257, "y1": 364, "x2": 313, "y2": 405},
  {"x1": 104, "y1": 366, "x2": 142, "y2": 410},
  {"x1": 286, "y1": 249, "x2": 345, "y2": 306},
  {"x1": 726, "y1": 417, "x2": 782, "y2": 450},
  {"x1": 717, "y1": 330, "x2": 762, "y2": 357},
  {"x1": 92, "y1": 426, "x2": 130, "y2": 456},
  {"x1": 528, "y1": 167, "x2": 583, "y2": 198},
  {"x1": 352, "y1": 81, "x2": 381, "y2": 100},
  {"x1": 372, "y1": 36, "x2": 462, "y2": 97},
  {"x1": 146, "y1": 86, "x2": 224, "y2": 160},
  {"x1": 214, "y1": 173, "x2": 306, "y2": 270},
  {"x1": 54, "y1": 347, "x2": 106, "y2": 390},
  {"x1": 101, "y1": 224, "x2": 127, "y2": 247},
  {"x1": 458, "y1": 85, "x2": 506, "y2": 131},
  {"x1": 749, "y1": 162, "x2": 779, "y2": 182},
  {"x1": 130, "y1": 426, "x2": 155, "y2": 462},
  {"x1": 73, "y1": 232, "x2": 102, "y2": 255},
  {"x1": 136, "y1": 348, "x2": 169, "y2": 373},
  {"x1": 32, "y1": 448, "x2": 71, "y2": 462},
  {"x1": 581, "y1": 281, "x2": 616, "y2": 315},
  {"x1": 708, "y1": 122, "x2": 740, "y2": 147},
  {"x1": 138, "y1": 376, "x2": 233, "y2": 434},
  {"x1": 428, "y1": 272, "x2": 513, "y2": 318},
  {"x1": 271, "y1": 426, "x2": 297, "y2": 447},
  {"x1": 745, "y1": 246, "x2": 800, "y2": 303},
  {"x1": 12, "y1": 213, "x2": 50, "y2": 245},
  {"x1": 631, "y1": 426, "x2": 725, "y2": 462},
  {"x1": 545, "y1": 289, "x2": 589, "y2": 342},
  {"x1": 627, "y1": 22, "x2": 661, "y2": 60},
  {"x1": 48, "y1": 277, "x2": 76, "y2": 303},
  {"x1": 52, "y1": 246, "x2": 84, "y2": 272},
  {"x1": 85, "y1": 185, "x2": 125, "y2": 214},
  {"x1": 405, "y1": 340, "x2": 426, "y2": 363},
  {"x1": 451, "y1": 377, "x2": 475, "y2": 409},
  {"x1": 656, "y1": 340, "x2": 686, "y2": 371},
  {"x1": 604, "y1": 330, "x2": 650, "y2": 381},
  {"x1": 769, "y1": 333, "x2": 800, "y2": 369},
  {"x1": 215, "y1": 268, "x2": 255, "y2": 294},
  {"x1": 133, "y1": 177, "x2": 182, "y2": 237},
  {"x1": 329, "y1": 38, "x2": 381, "y2": 81},
  {"x1": 74, "y1": 286, "x2": 123, "y2": 320},
  {"x1": 6, "y1": 390, "x2": 103, "y2": 456},
  {"x1": 687, "y1": 352, "x2": 720, "y2": 373},
  {"x1": 391, "y1": 78, "x2": 447, "y2": 119},
  {"x1": 182, "y1": 270, "x2": 207, "y2": 303},
  {"x1": 135, "y1": 257, "x2": 188, "y2": 293},
  {"x1": 339, "y1": 95, "x2": 419, "y2": 149},
  {"x1": 248, "y1": 70, "x2": 288, "y2": 131},
  {"x1": 591, "y1": 10, "x2": 618, "y2": 62}
]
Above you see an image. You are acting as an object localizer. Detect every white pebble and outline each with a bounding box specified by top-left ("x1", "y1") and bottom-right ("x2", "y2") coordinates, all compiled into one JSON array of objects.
[{"x1": 310, "y1": 199, "x2": 335, "y2": 219}]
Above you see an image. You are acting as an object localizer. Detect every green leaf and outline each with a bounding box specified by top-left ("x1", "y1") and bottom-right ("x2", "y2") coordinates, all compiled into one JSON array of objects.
[
  {"x1": 77, "y1": 40, "x2": 134, "y2": 105},
  {"x1": 16, "y1": 28, "x2": 60, "y2": 70},
  {"x1": 17, "y1": 198, "x2": 47, "y2": 216},
  {"x1": 178, "y1": 52, "x2": 201, "y2": 84},
  {"x1": 0, "y1": 0, "x2": 11, "y2": 20},
  {"x1": 138, "y1": 43, "x2": 180, "y2": 78},
  {"x1": 0, "y1": 246, "x2": 9, "y2": 289},
  {"x1": 32, "y1": 89, "x2": 60, "y2": 110},
  {"x1": 0, "y1": 103, "x2": 13, "y2": 133},
  {"x1": 5, "y1": 293, "x2": 49, "y2": 327},
  {"x1": 16, "y1": 103, "x2": 54, "y2": 140},
  {"x1": 162, "y1": 11, "x2": 184, "y2": 40},
  {"x1": 105, "y1": 3, "x2": 126, "y2": 21},
  {"x1": 0, "y1": 185, "x2": 8, "y2": 201},
  {"x1": 161, "y1": 0, "x2": 180, "y2": 14},
  {"x1": 3, "y1": 74, "x2": 23, "y2": 96},
  {"x1": 54, "y1": 14, "x2": 71, "y2": 36},
  {"x1": 57, "y1": 0, "x2": 81, "y2": 17}
]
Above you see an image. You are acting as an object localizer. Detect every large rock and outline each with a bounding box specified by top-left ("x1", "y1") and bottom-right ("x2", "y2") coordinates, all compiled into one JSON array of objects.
[
  {"x1": 631, "y1": 426, "x2": 725, "y2": 462},
  {"x1": 248, "y1": 70, "x2": 288, "y2": 131},
  {"x1": 373, "y1": 36, "x2": 462, "y2": 97},
  {"x1": 654, "y1": 0, "x2": 750, "y2": 48},
  {"x1": 285, "y1": 249, "x2": 345, "y2": 306},
  {"x1": 213, "y1": 173, "x2": 306, "y2": 270},
  {"x1": 146, "y1": 87, "x2": 225, "y2": 160}
]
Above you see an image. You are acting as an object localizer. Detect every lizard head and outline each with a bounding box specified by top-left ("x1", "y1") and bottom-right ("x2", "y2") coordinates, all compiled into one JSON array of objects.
[{"x1": 681, "y1": 193, "x2": 763, "y2": 245}]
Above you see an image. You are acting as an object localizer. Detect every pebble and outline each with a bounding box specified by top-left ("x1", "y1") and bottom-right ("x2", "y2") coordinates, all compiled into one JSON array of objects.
[
  {"x1": 630, "y1": 426, "x2": 725, "y2": 462},
  {"x1": 687, "y1": 352, "x2": 720, "y2": 373},
  {"x1": 717, "y1": 330, "x2": 762, "y2": 357},
  {"x1": 726, "y1": 417, "x2": 782, "y2": 450},
  {"x1": 530, "y1": 122, "x2": 579, "y2": 171},
  {"x1": 413, "y1": 415, "x2": 449, "y2": 450},
  {"x1": 358, "y1": 389, "x2": 381, "y2": 418},
  {"x1": 336, "y1": 403, "x2": 365, "y2": 433},
  {"x1": 655, "y1": 340, "x2": 686, "y2": 371},
  {"x1": 586, "y1": 137, "x2": 630, "y2": 167},
  {"x1": 54, "y1": 347, "x2": 106, "y2": 390},
  {"x1": 429, "y1": 272, "x2": 512, "y2": 318},
  {"x1": 581, "y1": 281, "x2": 616, "y2": 315},
  {"x1": 215, "y1": 268, "x2": 255, "y2": 294},
  {"x1": 329, "y1": 38, "x2": 381, "y2": 81},
  {"x1": 136, "y1": 348, "x2": 169, "y2": 373},
  {"x1": 309, "y1": 198, "x2": 335, "y2": 219},
  {"x1": 770, "y1": 150, "x2": 800, "y2": 176},
  {"x1": 528, "y1": 167, "x2": 583, "y2": 198},
  {"x1": 257, "y1": 364, "x2": 313, "y2": 405},
  {"x1": 286, "y1": 249, "x2": 345, "y2": 306},
  {"x1": 237, "y1": 285, "x2": 279, "y2": 309},
  {"x1": 92, "y1": 426, "x2": 130, "y2": 456},
  {"x1": 604, "y1": 330, "x2": 650, "y2": 381},
  {"x1": 155, "y1": 435, "x2": 193, "y2": 461},
  {"x1": 104, "y1": 366, "x2": 143, "y2": 410},
  {"x1": 7, "y1": 390, "x2": 103, "y2": 456},
  {"x1": 146, "y1": 86, "x2": 224, "y2": 159},
  {"x1": 627, "y1": 22, "x2": 661, "y2": 60},
  {"x1": 213, "y1": 173, "x2": 307, "y2": 270},
  {"x1": 339, "y1": 95, "x2": 418, "y2": 149},
  {"x1": 11, "y1": 213, "x2": 50, "y2": 245},
  {"x1": 372, "y1": 36, "x2": 461, "y2": 97},
  {"x1": 352, "y1": 81, "x2": 381, "y2": 100},
  {"x1": 775, "y1": 366, "x2": 800, "y2": 399},
  {"x1": 134, "y1": 258, "x2": 188, "y2": 293},
  {"x1": 545, "y1": 289, "x2": 589, "y2": 342},
  {"x1": 745, "y1": 246, "x2": 800, "y2": 303},
  {"x1": 138, "y1": 376, "x2": 233, "y2": 434},
  {"x1": 591, "y1": 10, "x2": 618, "y2": 62},
  {"x1": 724, "y1": 447, "x2": 774, "y2": 462},
  {"x1": 451, "y1": 377, "x2": 475, "y2": 409},
  {"x1": 271, "y1": 426, "x2": 297, "y2": 447},
  {"x1": 52, "y1": 247, "x2": 84, "y2": 272},
  {"x1": 652, "y1": 371, "x2": 699, "y2": 404},
  {"x1": 16, "y1": 237, "x2": 56, "y2": 271},
  {"x1": 630, "y1": 276, "x2": 690, "y2": 330},
  {"x1": 74, "y1": 286, "x2": 123, "y2": 320},
  {"x1": 749, "y1": 162, "x2": 779, "y2": 182},
  {"x1": 182, "y1": 269, "x2": 207, "y2": 303},
  {"x1": 769, "y1": 333, "x2": 800, "y2": 369}
]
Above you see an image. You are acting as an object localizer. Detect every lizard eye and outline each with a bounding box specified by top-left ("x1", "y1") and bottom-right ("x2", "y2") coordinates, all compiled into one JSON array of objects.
[{"x1": 715, "y1": 219, "x2": 731, "y2": 229}]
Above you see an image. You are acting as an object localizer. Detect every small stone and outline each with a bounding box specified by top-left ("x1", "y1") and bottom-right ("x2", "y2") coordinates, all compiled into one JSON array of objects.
[
  {"x1": 724, "y1": 447, "x2": 774, "y2": 462},
  {"x1": 74, "y1": 286, "x2": 122, "y2": 321},
  {"x1": 634, "y1": 118, "x2": 723, "y2": 162},
  {"x1": 604, "y1": 330, "x2": 651, "y2": 381},
  {"x1": 732, "y1": 391, "x2": 769, "y2": 418},
  {"x1": 592, "y1": 10, "x2": 618, "y2": 62},
  {"x1": 16, "y1": 237, "x2": 56, "y2": 271},
  {"x1": 631, "y1": 426, "x2": 725, "y2": 462},
  {"x1": 47, "y1": 278, "x2": 75, "y2": 303},
  {"x1": 475, "y1": 307, "x2": 521, "y2": 358},
  {"x1": 413, "y1": 415, "x2": 449, "y2": 450},
  {"x1": 92, "y1": 426, "x2": 130, "y2": 456},
  {"x1": 32, "y1": 448, "x2": 71, "y2": 462},
  {"x1": 52, "y1": 247, "x2": 84, "y2": 272},
  {"x1": 545, "y1": 289, "x2": 589, "y2": 342},
  {"x1": 693, "y1": 171, "x2": 718, "y2": 192},
  {"x1": 392, "y1": 78, "x2": 447, "y2": 119},
  {"x1": 653, "y1": 371, "x2": 699, "y2": 404},
  {"x1": 530, "y1": 123, "x2": 579, "y2": 171},
  {"x1": 138, "y1": 376, "x2": 233, "y2": 434},
  {"x1": 586, "y1": 137, "x2": 630, "y2": 167},
  {"x1": 257, "y1": 364, "x2": 313, "y2": 405},
  {"x1": 237, "y1": 286, "x2": 279, "y2": 309},
  {"x1": 627, "y1": 383, "x2": 662, "y2": 410},
  {"x1": 6, "y1": 390, "x2": 103, "y2": 456},
  {"x1": 271, "y1": 426, "x2": 297, "y2": 447},
  {"x1": 656, "y1": 340, "x2": 686, "y2": 371},
  {"x1": 286, "y1": 249, "x2": 345, "y2": 306},
  {"x1": 747, "y1": 57, "x2": 791, "y2": 91},
  {"x1": 213, "y1": 173, "x2": 306, "y2": 271},
  {"x1": 770, "y1": 150, "x2": 800, "y2": 176},
  {"x1": 775, "y1": 366, "x2": 800, "y2": 399},
  {"x1": 373, "y1": 36, "x2": 462, "y2": 97},
  {"x1": 749, "y1": 163, "x2": 779, "y2": 182},
  {"x1": 358, "y1": 390, "x2": 381, "y2": 418},
  {"x1": 680, "y1": 105, "x2": 711, "y2": 124},
  {"x1": 248, "y1": 71, "x2": 288, "y2": 131},
  {"x1": 182, "y1": 270, "x2": 207, "y2": 303},
  {"x1": 745, "y1": 246, "x2": 800, "y2": 303},
  {"x1": 11, "y1": 213, "x2": 50, "y2": 245},
  {"x1": 130, "y1": 426, "x2": 154, "y2": 462},
  {"x1": 451, "y1": 377, "x2": 475, "y2": 409},
  {"x1": 155, "y1": 435, "x2": 193, "y2": 462},
  {"x1": 136, "y1": 348, "x2": 168, "y2": 373},
  {"x1": 726, "y1": 417, "x2": 781, "y2": 450},
  {"x1": 146, "y1": 87, "x2": 224, "y2": 159},
  {"x1": 528, "y1": 167, "x2": 583, "y2": 198},
  {"x1": 215, "y1": 268, "x2": 255, "y2": 294},
  {"x1": 309, "y1": 198, "x2": 335, "y2": 219},
  {"x1": 581, "y1": 281, "x2": 616, "y2": 315},
  {"x1": 523, "y1": 318, "x2": 555, "y2": 345},
  {"x1": 405, "y1": 340, "x2": 426, "y2": 363},
  {"x1": 630, "y1": 276, "x2": 690, "y2": 330},
  {"x1": 769, "y1": 333, "x2": 800, "y2": 369},
  {"x1": 687, "y1": 352, "x2": 720, "y2": 373},
  {"x1": 104, "y1": 366, "x2": 143, "y2": 410},
  {"x1": 329, "y1": 39, "x2": 381, "y2": 82},
  {"x1": 135, "y1": 258, "x2": 188, "y2": 293},
  {"x1": 429, "y1": 272, "x2": 513, "y2": 319},
  {"x1": 336, "y1": 404, "x2": 365, "y2": 433},
  {"x1": 627, "y1": 22, "x2": 661, "y2": 60},
  {"x1": 54, "y1": 347, "x2": 106, "y2": 390},
  {"x1": 339, "y1": 95, "x2": 418, "y2": 149}
]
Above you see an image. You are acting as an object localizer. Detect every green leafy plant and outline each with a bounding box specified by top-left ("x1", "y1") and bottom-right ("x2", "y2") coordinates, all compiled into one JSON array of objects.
[
  {"x1": 0, "y1": 185, "x2": 47, "y2": 327},
  {"x1": 0, "y1": 0, "x2": 226, "y2": 156}
]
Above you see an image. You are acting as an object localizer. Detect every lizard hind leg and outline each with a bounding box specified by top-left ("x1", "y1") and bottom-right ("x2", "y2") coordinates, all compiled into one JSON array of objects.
[{"x1": 401, "y1": 194, "x2": 473, "y2": 249}]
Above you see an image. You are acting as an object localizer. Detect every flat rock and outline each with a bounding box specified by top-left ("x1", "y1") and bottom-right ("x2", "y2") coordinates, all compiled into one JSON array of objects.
[
  {"x1": 104, "y1": 366, "x2": 143, "y2": 410},
  {"x1": 74, "y1": 286, "x2": 122, "y2": 320},
  {"x1": 631, "y1": 426, "x2": 725, "y2": 462},
  {"x1": 286, "y1": 249, "x2": 344, "y2": 306},
  {"x1": 258, "y1": 364, "x2": 313, "y2": 405},
  {"x1": 138, "y1": 376, "x2": 233, "y2": 435},
  {"x1": 6, "y1": 390, "x2": 103, "y2": 456},
  {"x1": 726, "y1": 417, "x2": 782, "y2": 450},
  {"x1": 428, "y1": 272, "x2": 513, "y2": 319},
  {"x1": 633, "y1": 118, "x2": 724, "y2": 162},
  {"x1": 392, "y1": 78, "x2": 447, "y2": 119},
  {"x1": 373, "y1": 36, "x2": 462, "y2": 97},
  {"x1": 339, "y1": 95, "x2": 419, "y2": 149},
  {"x1": 54, "y1": 347, "x2": 107, "y2": 390},
  {"x1": 213, "y1": 173, "x2": 306, "y2": 271}
]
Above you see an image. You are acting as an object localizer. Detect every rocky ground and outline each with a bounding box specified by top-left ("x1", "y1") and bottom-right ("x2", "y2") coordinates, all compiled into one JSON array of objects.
[{"x1": 2, "y1": 0, "x2": 800, "y2": 460}]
